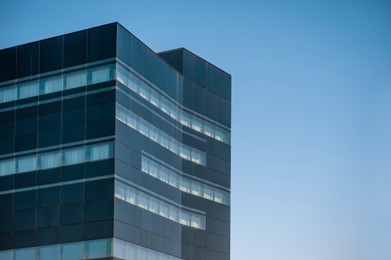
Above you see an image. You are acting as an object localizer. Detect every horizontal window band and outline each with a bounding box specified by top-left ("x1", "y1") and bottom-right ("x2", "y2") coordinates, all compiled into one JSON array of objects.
[
  {"x1": 115, "y1": 179, "x2": 206, "y2": 230},
  {"x1": 0, "y1": 136, "x2": 114, "y2": 160},
  {"x1": 141, "y1": 154, "x2": 230, "y2": 205},
  {"x1": 142, "y1": 151, "x2": 230, "y2": 192},
  {"x1": 0, "y1": 85, "x2": 115, "y2": 113},
  {"x1": 0, "y1": 57, "x2": 116, "y2": 87},
  {"x1": 0, "y1": 63, "x2": 115, "y2": 105},
  {"x1": 0, "y1": 237, "x2": 180, "y2": 260},
  {"x1": 116, "y1": 103, "x2": 206, "y2": 165},
  {"x1": 0, "y1": 141, "x2": 114, "y2": 177}
]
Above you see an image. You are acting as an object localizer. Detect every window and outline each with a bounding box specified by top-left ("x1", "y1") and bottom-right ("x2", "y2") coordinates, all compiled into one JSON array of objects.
[
  {"x1": 88, "y1": 142, "x2": 112, "y2": 161},
  {"x1": 63, "y1": 147, "x2": 85, "y2": 164},
  {"x1": 0, "y1": 85, "x2": 16, "y2": 103},
  {"x1": 89, "y1": 66, "x2": 110, "y2": 84},
  {"x1": 64, "y1": 70, "x2": 87, "y2": 90},
  {"x1": 41, "y1": 75, "x2": 63, "y2": 94},
  {"x1": 39, "y1": 151, "x2": 61, "y2": 169},
  {"x1": 61, "y1": 242, "x2": 83, "y2": 260},
  {"x1": 16, "y1": 155, "x2": 36, "y2": 173},
  {"x1": 18, "y1": 81, "x2": 38, "y2": 99},
  {"x1": 0, "y1": 158, "x2": 15, "y2": 176}
]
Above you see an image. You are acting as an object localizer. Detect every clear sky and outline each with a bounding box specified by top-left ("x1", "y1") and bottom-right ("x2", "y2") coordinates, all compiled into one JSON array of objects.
[{"x1": 1, "y1": 1, "x2": 390, "y2": 259}]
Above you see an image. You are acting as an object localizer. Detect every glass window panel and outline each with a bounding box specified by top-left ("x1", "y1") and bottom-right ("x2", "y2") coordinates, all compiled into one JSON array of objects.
[
  {"x1": 39, "y1": 245, "x2": 59, "y2": 260},
  {"x1": 0, "y1": 158, "x2": 15, "y2": 176},
  {"x1": 18, "y1": 81, "x2": 38, "y2": 99},
  {"x1": 15, "y1": 248, "x2": 35, "y2": 260},
  {"x1": 39, "y1": 151, "x2": 61, "y2": 169},
  {"x1": 65, "y1": 70, "x2": 87, "y2": 89},
  {"x1": 86, "y1": 239, "x2": 110, "y2": 259},
  {"x1": 17, "y1": 155, "x2": 36, "y2": 173},
  {"x1": 116, "y1": 182, "x2": 125, "y2": 200},
  {"x1": 90, "y1": 66, "x2": 110, "y2": 84},
  {"x1": 88, "y1": 142, "x2": 111, "y2": 161},
  {"x1": 41, "y1": 75, "x2": 63, "y2": 94},
  {"x1": 63, "y1": 147, "x2": 85, "y2": 165},
  {"x1": 61, "y1": 242, "x2": 83, "y2": 260},
  {"x1": 0, "y1": 85, "x2": 16, "y2": 103},
  {"x1": 0, "y1": 251, "x2": 12, "y2": 260}
]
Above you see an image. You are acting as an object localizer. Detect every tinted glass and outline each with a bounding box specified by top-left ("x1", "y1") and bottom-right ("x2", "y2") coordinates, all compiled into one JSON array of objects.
[
  {"x1": 40, "y1": 36, "x2": 62, "y2": 73},
  {"x1": 64, "y1": 30, "x2": 87, "y2": 68},
  {"x1": 0, "y1": 47, "x2": 17, "y2": 82},
  {"x1": 87, "y1": 23, "x2": 116, "y2": 63},
  {"x1": 17, "y1": 42, "x2": 39, "y2": 78}
]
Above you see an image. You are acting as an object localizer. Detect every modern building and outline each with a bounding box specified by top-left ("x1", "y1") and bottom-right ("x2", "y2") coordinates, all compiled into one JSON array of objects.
[{"x1": 0, "y1": 23, "x2": 231, "y2": 260}]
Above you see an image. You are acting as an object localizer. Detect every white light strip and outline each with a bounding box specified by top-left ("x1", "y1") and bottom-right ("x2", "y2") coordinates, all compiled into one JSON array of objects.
[
  {"x1": 115, "y1": 180, "x2": 206, "y2": 229},
  {"x1": 142, "y1": 155, "x2": 230, "y2": 205},
  {"x1": 116, "y1": 103, "x2": 206, "y2": 165}
]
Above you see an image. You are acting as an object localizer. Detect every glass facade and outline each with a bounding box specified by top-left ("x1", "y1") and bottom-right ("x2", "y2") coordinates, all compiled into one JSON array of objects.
[{"x1": 0, "y1": 23, "x2": 231, "y2": 260}]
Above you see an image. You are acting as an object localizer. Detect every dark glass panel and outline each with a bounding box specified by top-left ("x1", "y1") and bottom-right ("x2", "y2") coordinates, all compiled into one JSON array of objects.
[
  {"x1": 17, "y1": 42, "x2": 39, "y2": 78},
  {"x1": 0, "y1": 139, "x2": 14, "y2": 155},
  {"x1": 207, "y1": 92, "x2": 219, "y2": 121},
  {"x1": 60, "y1": 223, "x2": 83, "y2": 243},
  {"x1": 0, "y1": 175, "x2": 13, "y2": 192},
  {"x1": 62, "y1": 125, "x2": 85, "y2": 143},
  {"x1": 140, "y1": 229, "x2": 152, "y2": 248},
  {"x1": 0, "y1": 110, "x2": 14, "y2": 123},
  {"x1": 36, "y1": 186, "x2": 59, "y2": 207},
  {"x1": 85, "y1": 178, "x2": 113, "y2": 200},
  {"x1": 0, "y1": 122, "x2": 14, "y2": 140},
  {"x1": 36, "y1": 206, "x2": 59, "y2": 228},
  {"x1": 130, "y1": 36, "x2": 143, "y2": 74},
  {"x1": 219, "y1": 98, "x2": 231, "y2": 127},
  {"x1": 14, "y1": 190, "x2": 36, "y2": 210},
  {"x1": 158, "y1": 49, "x2": 184, "y2": 74},
  {"x1": 40, "y1": 36, "x2": 62, "y2": 73},
  {"x1": 60, "y1": 202, "x2": 84, "y2": 225},
  {"x1": 84, "y1": 220, "x2": 113, "y2": 240},
  {"x1": 195, "y1": 86, "x2": 207, "y2": 115},
  {"x1": 0, "y1": 233, "x2": 12, "y2": 250},
  {"x1": 195, "y1": 58, "x2": 207, "y2": 87},
  {"x1": 117, "y1": 25, "x2": 132, "y2": 67},
  {"x1": 87, "y1": 23, "x2": 116, "y2": 63},
  {"x1": 85, "y1": 159, "x2": 113, "y2": 178},
  {"x1": 86, "y1": 120, "x2": 115, "y2": 139},
  {"x1": 64, "y1": 30, "x2": 87, "y2": 68},
  {"x1": 38, "y1": 101, "x2": 61, "y2": 116},
  {"x1": 14, "y1": 209, "x2": 35, "y2": 231},
  {"x1": 36, "y1": 227, "x2": 59, "y2": 245},
  {"x1": 86, "y1": 103, "x2": 115, "y2": 123},
  {"x1": 0, "y1": 194, "x2": 12, "y2": 212},
  {"x1": 86, "y1": 90, "x2": 115, "y2": 106},
  {"x1": 0, "y1": 212, "x2": 12, "y2": 233},
  {"x1": 0, "y1": 47, "x2": 16, "y2": 82},
  {"x1": 114, "y1": 199, "x2": 129, "y2": 223},
  {"x1": 39, "y1": 113, "x2": 61, "y2": 132},
  {"x1": 14, "y1": 172, "x2": 36, "y2": 189},
  {"x1": 183, "y1": 80, "x2": 195, "y2": 110},
  {"x1": 16, "y1": 106, "x2": 37, "y2": 120},
  {"x1": 84, "y1": 198, "x2": 113, "y2": 222},
  {"x1": 62, "y1": 95, "x2": 85, "y2": 111},
  {"x1": 61, "y1": 164, "x2": 85, "y2": 181},
  {"x1": 38, "y1": 130, "x2": 61, "y2": 147},
  {"x1": 62, "y1": 109, "x2": 85, "y2": 128},
  {"x1": 15, "y1": 118, "x2": 37, "y2": 136},
  {"x1": 60, "y1": 183, "x2": 84, "y2": 204}
]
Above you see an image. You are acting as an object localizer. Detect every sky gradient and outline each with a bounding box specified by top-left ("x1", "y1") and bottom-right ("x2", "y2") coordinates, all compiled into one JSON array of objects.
[{"x1": 1, "y1": 1, "x2": 390, "y2": 259}]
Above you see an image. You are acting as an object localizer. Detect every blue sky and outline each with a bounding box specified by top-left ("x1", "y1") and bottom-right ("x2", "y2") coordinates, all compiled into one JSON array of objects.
[{"x1": 1, "y1": 1, "x2": 390, "y2": 259}]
